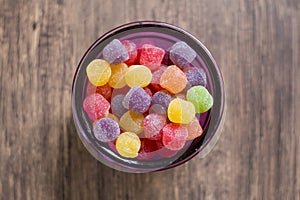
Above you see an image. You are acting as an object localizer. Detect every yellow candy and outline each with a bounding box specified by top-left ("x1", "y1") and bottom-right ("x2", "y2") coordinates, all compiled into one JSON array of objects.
[
  {"x1": 86, "y1": 59, "x2": 111, "y2": 86},
  {"x1": 116, "y1": 132, "x2": 141, "y2": 158},
  {"x1": 167, "y1": 98, "x2": 195, "y2": 124},
  {"x1": 119, "y1": 111, "x2": 144, "y2": 134},
  {"x1": 108, "y1": 63, "x2": 128, "y2": 88},
  {"x1": 125, "y1": 65, "x2": 152, "y2": 87}
]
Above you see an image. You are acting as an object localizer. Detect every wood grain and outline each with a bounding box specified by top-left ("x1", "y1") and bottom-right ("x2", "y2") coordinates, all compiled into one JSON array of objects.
[{"x1": 0, "y1": 0, "x2": 299, "y2": 199}]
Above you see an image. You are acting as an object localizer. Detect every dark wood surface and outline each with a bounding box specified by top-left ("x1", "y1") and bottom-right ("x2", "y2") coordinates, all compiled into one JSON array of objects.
[{"x1": 1, "y1": 0, "x2": 299, "y2": 199}]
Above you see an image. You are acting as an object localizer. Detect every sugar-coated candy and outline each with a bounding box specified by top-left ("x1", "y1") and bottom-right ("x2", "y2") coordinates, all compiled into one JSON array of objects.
[
  {"x1": 108, "y1": 63, "x2": 128, "y2": 88},
  {"x1": 186, "y1": 117, "x2": 203, "y2": 140},
  {"x1": 169, "y1": 41, "x2": 196, "y2": 69},
  {"x1": 116, "y1": 132, "x2": 141, "y2": 158},
  {"x1": 186, "y1": 86, "x2": 213, "y2": 113},
  {"x1": 162, "y1": 123, "x2": 188, "y2": 150},
  {"x1": 151, "y1": 91, "x2": 173, "y2": 111},
  {"x1": 86, "y1": 83, "x2": 112, "y2": 100},
  {"x1": 137, "y1": 139, "x2": 158, "y2": 160},
  {"x1": 83, "y1": 93, "x2": 110, "y2": 121},
  {"x1": 122, "y1": 86, "x2": 151, "y2": 114},
  {"x1": 156, "y1": 140, "x2": 178, "y2": 158},
  {"x1": 149, "y1": 104, "x2": 167, "y2": 116},
  {"x1": 111, "y1": 94, "x2": 128, "y2": 118},
  {"x1": 125, "y1": 65, "x2": 152, "y2": 87},
  {"x1": 93, "y1": 118, "x2": 120, "y2": 142},
  {"x1": 119, "y1": 111, "x2": 144, "y2": 134},
  {"x1": 160, "y1": 65, "x2": 187, "y2": 94},
  {"x1": 103, "y1": 39, "x2": 129, "y2": 64},
  {"x1": 86, "y1": 59, "x2": 111, "y2": 86},
  {"x1": 139, "y1": 44, "x2": 165, "y2": 70},
  {"x1": 167, "y1": 98, "x2": 195, "y2": 124},
  {"x1": 122, "y1": 40, "x2": 138, "y2": 65},
  {"x1": 184, "y1": 67, "x2": 207, "y2": 87},
  {"x1": 143, "y1": 113, "x2": 167, "y2": 140},
  {"x1": 151, "y1": 66, "x2": 167, "y2": 91}
]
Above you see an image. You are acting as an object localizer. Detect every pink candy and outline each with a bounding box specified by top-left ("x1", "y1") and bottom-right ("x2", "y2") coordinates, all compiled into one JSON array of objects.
[
  {"x1": 139, "y1": 44, "x2": 165, "y2": 70},
  {"x1": 143, "y1": 113, "x2": 167, "y2": 140},
  {"x1": 83, "y1": 93, "x2": 110, "y2": 121}
]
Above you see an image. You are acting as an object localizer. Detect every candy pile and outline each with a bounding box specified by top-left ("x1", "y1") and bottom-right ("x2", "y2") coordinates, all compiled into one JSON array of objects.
[{"x1": 83, "y1": 39, "x2": 213, "y2": 160}]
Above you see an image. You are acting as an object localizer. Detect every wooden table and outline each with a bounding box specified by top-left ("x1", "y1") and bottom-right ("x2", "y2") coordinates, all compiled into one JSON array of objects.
[{"x1": 1, "y1": 0, "x2": 299, "y2": 199}]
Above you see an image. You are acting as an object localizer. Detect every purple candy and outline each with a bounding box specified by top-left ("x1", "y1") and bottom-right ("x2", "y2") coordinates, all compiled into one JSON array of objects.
[
  {"x1": 151, "y1": 91, "x2": 172, "y2": 110},
  {"x1": 93, "y1": 118, "x2": 120, "y2": 142},
  {"x1": 123, "y1": 86, "x2": 151, "y2": 114},
  {"x1": 122, "y1": 87, "x2": 138, "y2": 109},
  {"x1": 184, "y1": 68, "x2": 207, "y2": 87},
  {"x1": 103, "y1": 39, "x2": 129, "y2": 64},
  {"x1": 169, "y1": 41, "x2": 196, "y2": 69},
  {"x1": 111, "y1": 94, "x2": 128, "y2": 118}
]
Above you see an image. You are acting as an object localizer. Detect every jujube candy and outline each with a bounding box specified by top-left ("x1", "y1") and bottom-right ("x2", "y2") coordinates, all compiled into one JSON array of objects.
[
  {"x1": 160, "y1": 65, "x2": 187, "y2": 94},
  {"x1": 186, "y1": 85, "x2": 213, "y2": 113},
  {"x1": 184, "y1": 67, "x2": 207, "y2": 87},
  {"x1": 119, "y1": 111, "x2": 144, "y2": 134},
  {"x1": 139, "y1": 44, "x2": 165, "y2": 70},
  {"x1": 125, "y1": 65, "x2": 152, "y2": 87},
  {"x1": 116, "y1": 132, "x2": 141, "y2": 158},
  {"x1": 86, "y1": 59, "x2": 111, "y2": 86},
  {"x1": 162, "y1": 123, "x2": 188, "y2": 150},
  {"x1": 167, "y1": 98, "x2": 195, "y2": 124},
  {"x1": 151, "y1": 91, "x2": 173, "y2": 111},
  {"x1": 169, "y1": 41, "x2": 196, "y2": 69},
  {"x1": 103, "y1": 39, "x2": 129, "y2": 64},
  {"x1": 83, "y1": 93, "x2": 110, "y2": 121},
  {"x1": 122, "y1": 86, "x2": 151, "y2": 114},
  {"x1": 93, "y1": 118, "x2": 120, "y2": 142},
  {"x1": 143, "y1": 113, "x2": 167, "y2": 140}
]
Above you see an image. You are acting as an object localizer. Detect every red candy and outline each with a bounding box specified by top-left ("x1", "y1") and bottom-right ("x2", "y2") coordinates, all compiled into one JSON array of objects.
[
  {"x1": 162, "y1": 123, "x2": 188, "y2": 150},
  {"x1": 122, "y1": 40, "x2": 138, "y2": 65},
  {"x1": 83, "y1": 93, "x2": 110, "y2": 121},
  {"x1": 139, "y1": 44, "x2": 165, "y2": 70},
  {"x1": 86, "y1": 82, "x2": 112, "y2": 100},
  {"x1": 137, "y1": 139, "x2": 158, "y2": 160}
]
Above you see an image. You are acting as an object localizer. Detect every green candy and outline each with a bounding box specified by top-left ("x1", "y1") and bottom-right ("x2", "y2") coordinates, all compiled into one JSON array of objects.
[{"x1": 186, "y1": 86, "x2": 213, "y2": 113}]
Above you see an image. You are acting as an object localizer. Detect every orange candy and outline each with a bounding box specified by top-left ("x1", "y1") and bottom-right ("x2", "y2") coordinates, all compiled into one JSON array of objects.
[
  {"x1": 186, "y1": 117, "x2": 203, "y2": 140},
  {"x1": 160, "y1": 65, "x2": 187, "y2": 94},
  {"x1": 86, "y1": 83, "x2": 112, "y2": 100}
]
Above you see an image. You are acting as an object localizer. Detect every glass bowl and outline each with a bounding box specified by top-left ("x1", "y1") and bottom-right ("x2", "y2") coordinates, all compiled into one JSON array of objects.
[{"x1": 72, "y1": 21, "x2": 225, "y2": 173}]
